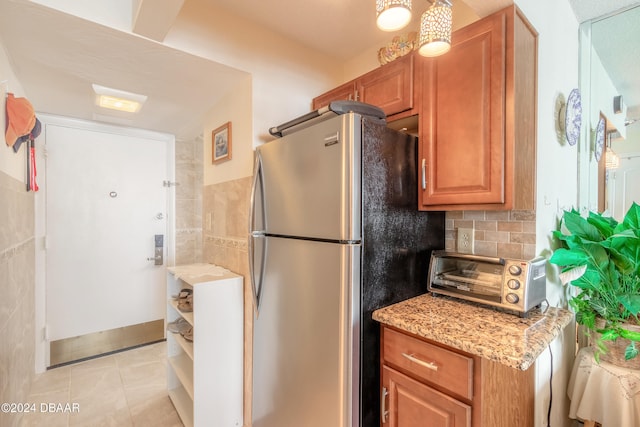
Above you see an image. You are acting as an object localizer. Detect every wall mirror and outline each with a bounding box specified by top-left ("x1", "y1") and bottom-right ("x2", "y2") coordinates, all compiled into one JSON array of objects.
[{"x1": 578, "y1": 4, "x2": 640, "y2": 220}]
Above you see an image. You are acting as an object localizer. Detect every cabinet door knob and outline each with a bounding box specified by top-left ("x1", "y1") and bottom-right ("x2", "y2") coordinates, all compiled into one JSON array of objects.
[{"x1": 402, "y1": 352, "x2": 439, "y2": 371}]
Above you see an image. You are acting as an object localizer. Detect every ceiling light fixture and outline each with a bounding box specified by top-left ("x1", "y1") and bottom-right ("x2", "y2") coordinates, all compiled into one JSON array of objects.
[
  {"x1": 92, "y1": 84, "x2": 147, "y2": 113},
  {"x1": 375, "y1": 0, "x2": 453, "y2": 58},
  {"x1": 418, "y1": 0, "x2": 453, "y2": 57},
  {"x1": 376, "y1": 0, "x2": 412, "y2": 32}
]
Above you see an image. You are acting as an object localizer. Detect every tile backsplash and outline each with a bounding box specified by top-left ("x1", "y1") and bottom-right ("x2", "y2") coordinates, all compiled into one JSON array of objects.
[
  {"x1": 445, "y1": 210, "x2": 537, "y2": 260},
  {"x1": 175, "y1": 135, "x2": 204, "y2": 265}
]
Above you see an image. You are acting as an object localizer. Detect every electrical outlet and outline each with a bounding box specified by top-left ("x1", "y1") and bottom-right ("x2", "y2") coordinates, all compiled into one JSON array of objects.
[{"x1": 457, "y1": 228, "x2": 474, "y2": 254}]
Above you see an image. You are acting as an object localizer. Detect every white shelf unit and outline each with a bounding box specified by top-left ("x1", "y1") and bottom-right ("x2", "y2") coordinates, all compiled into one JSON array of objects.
[{"x1": 166, "y1": 263, "x2": 243, "y2": 427}]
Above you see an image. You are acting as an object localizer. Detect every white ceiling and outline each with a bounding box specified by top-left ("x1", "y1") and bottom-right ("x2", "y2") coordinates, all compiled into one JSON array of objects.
[
  {"x1": 0, "y1": 0, "x2": 637, "y2": 139},
  {"x1": 585, "y1": 2, "x2": 640, "y2": 119}
]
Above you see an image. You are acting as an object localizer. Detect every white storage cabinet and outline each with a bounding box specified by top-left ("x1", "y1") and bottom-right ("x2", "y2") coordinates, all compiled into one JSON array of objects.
[{"x1": 166, "y1": 263, "x2": 243, "y2": 427}]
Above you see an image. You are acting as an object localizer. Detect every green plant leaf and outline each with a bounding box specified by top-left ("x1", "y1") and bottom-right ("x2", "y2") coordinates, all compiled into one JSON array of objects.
[
  {"x1": 625, "y1": 342, "x2": 639, "y2": 360},
  {"x1": 562, "y1": 211, "x2": 603, "y2": 242},
  {"x1": 618, "y1": 294, "x2": 640, "y2": 316},
  {"x1": 619, "y1": 328, "x2": 640, "y2": 342},
  {"x1": 599, "y1": 328, "x2": 621, "y2": 341},
  {"x1": 608, "y1": 245, "x2": 637, "y2": 275},
  {"x1": 571, "y1": 268, "x2": 602, "y2": 291},
  {"x1": 587, "y1": 212, "x2": 618, "y2": 238},
  {"x1": 549, "y1": 248, "x2": 589, "y2": 266},
  {"x1": 582, "y1": 243, "x2": 610, "y2": 270},
  {"x1": 617, "y1": 202, "x2": 640, "y2": 233}
]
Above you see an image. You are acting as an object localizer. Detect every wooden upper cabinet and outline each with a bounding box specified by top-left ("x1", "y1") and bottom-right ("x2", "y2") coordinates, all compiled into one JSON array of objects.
[
  {"x1": 357, "y1": 53, "x2": 414, "y2": 117},
  {"x1": 312, "y1": 53, "x2": 414, "y2": 118},
  {"x1": 311, "y1": 81, "x2": 357, "y2": 110},
  {"x1": 418, "y1": 6, "x2": 538, "y2": 211}
]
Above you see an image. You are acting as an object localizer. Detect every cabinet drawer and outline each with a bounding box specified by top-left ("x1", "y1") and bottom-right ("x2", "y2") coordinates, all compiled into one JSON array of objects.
[{"x1": 382, "y1": 327, "x2": 474, "y2": 400}]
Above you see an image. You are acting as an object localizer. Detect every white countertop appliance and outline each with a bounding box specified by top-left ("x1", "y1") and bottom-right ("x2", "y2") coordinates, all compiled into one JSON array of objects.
[{"x1": 249, "y1": 101, "x2": 445, "y2": 427}]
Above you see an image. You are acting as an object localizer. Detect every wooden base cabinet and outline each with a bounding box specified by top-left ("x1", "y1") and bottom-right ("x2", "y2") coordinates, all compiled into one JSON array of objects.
[
  {"x1": 417, "y1": 5, "x2": 537, "y2": 211},
  {"x1": 166, "y1": 264, "x2": 243, "y2": 427},
  {"x1": 380, "y1": 326, "x2": 534, "y2": 427}
]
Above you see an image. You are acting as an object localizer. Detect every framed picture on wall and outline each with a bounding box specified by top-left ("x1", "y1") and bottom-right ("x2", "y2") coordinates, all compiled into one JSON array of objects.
[{"x1": 212, "y1": 121, "x2": 232, "y2": 164}]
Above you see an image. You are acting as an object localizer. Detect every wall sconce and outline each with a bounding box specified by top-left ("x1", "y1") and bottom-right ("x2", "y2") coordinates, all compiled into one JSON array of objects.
[
  {"x1": 376, "y1": 0, "x2": 412, "y2": 32},
  {"x1": 418, "y1": 0, "x2": 453, "y2": 57}
]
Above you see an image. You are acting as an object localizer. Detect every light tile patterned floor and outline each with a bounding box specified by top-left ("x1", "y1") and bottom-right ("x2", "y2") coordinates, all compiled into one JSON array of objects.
[{"x1": 18, "y1": 341, "x2": 183, "y2": 427}]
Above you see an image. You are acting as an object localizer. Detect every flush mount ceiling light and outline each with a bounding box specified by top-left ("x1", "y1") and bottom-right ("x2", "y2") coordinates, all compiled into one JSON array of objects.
[
  {"x1": 376, "y1": 0, "x2": 412, "y2": 32},
  {"x1": 418, "y1": 0, "x2": 453, "y2": 57},
  {"x1": 92, "y1": 84, "x2": 147, "y2": 113}
]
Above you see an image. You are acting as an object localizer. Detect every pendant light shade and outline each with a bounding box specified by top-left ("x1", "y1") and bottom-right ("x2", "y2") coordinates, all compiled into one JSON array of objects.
[
  {"x1": 418, "y1": 0, "x2": 452, "y2": 57},
  {"x1": 376, "y1": 0, "x2": 412, "y2": 32},
  {"x1": 605, "y1": 147, "x2": 620, "y2": 169}
]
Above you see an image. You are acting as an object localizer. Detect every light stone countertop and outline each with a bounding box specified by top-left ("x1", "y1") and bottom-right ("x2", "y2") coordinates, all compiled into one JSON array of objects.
[{"x1": 372, "y1": 293, "x2": 574, "y2": 370}]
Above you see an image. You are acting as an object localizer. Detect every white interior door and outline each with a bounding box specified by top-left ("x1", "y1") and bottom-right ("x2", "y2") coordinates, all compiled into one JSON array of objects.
[{"x1": 45, "y1": 124, "x2": 168, "y2": 341}]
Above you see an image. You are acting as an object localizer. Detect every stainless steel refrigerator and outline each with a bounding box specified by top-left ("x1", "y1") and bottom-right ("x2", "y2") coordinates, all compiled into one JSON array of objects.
[{"x1": 249, "y1": 101, "x2": 444, "y2": 427}]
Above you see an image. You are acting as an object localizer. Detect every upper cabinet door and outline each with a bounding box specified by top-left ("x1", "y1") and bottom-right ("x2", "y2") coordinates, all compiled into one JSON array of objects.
[
  {"x1": 312, "y1": 53, "x2": 414, "y2": 118},
  {"x1": 312, "y1": 80, "x2": 357, "y2": 111},
  {"x1": 358, "y1": 53, "x2": 414, "y2": 117},
  {"x1": 418, "y1": 6, "x2": 537, "y2": 211},
  {"x1": 419, "y1": 12, "x2": 507, "y2": 208}
]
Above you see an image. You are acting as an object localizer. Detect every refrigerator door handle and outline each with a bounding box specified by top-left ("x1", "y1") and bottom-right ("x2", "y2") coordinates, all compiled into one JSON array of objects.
[{"x1": 249, "y1": 151, "x2": 267, "y2": 314}]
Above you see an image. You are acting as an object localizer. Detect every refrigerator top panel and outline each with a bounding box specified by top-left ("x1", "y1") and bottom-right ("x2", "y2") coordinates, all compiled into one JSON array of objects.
[
  {"x1": 257, "y1": 112, "x2": 362, "y2": 242},
  {"x1": 269, "y1": 101, "x2": 386, "y2": 137}
]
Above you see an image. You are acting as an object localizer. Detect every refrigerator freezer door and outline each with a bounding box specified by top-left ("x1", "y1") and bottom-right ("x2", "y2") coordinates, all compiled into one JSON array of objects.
[
  {"x1": 252, "y1": 236, "x2": 360, "y2": 427},
  {"x1": 257, "y1": 113, "x2": 361, "y2": 242}
]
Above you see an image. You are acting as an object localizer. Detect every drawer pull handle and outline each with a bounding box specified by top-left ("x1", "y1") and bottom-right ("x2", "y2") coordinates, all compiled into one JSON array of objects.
[
  {"x1": 402, "y1": 353, "x2": 438, "y2": 371},
  {"x1": 381, "y1": 386, "x2": 389, "y2": 423}
]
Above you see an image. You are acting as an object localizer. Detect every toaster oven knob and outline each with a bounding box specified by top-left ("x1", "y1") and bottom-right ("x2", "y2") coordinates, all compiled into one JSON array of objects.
[
  {"x1": 507, "y1": 279, "x2": 521, "y2": 290},
  {"x1": 506, "y1": 293, "x2": 519, "y2": 304},
  {"x1": 508, "y1": 265, "x2": 522, "y2": 276}
]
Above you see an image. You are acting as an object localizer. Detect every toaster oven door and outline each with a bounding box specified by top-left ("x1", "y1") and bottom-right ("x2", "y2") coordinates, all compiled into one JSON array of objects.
[{"x1": 428, "y1": 253, "x2": 504, "y2": 303}]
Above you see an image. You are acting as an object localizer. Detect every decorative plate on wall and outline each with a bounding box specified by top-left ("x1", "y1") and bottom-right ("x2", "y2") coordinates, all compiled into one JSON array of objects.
[
  {"x1": 565, "y1": 88, "x2": 582, "y2": 146},
  {"x1": 595, "y1": 116, "x2": 605, "y2": 162}
]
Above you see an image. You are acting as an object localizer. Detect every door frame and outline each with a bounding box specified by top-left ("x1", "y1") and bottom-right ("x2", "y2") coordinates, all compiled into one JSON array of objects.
[{"x1": 34, "y1": 114, "x2": 175, "y2": 372}]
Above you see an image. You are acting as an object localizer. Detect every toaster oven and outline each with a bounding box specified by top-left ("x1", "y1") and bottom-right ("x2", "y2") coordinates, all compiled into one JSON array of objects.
[{"x1": 427, "y1": 251, "x2": 547, "y2": 315}]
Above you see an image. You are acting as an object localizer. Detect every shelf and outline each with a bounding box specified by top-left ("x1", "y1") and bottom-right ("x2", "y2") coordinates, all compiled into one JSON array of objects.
[
  {"x1": 169, "y1": 299, "x2": 194, "y2": 326},
  {"x1": 166, "y1": 264, "x2": 244, "y2": 427},
  {"x1": 169, "y1": 330, "x2": 194, "y2": 361},
  {"x1": 169, "y1": 385, "x2": 194, "y2": 427},
  {"x1": 168, "y1": 353, "x2": 194, "y2": 400}
]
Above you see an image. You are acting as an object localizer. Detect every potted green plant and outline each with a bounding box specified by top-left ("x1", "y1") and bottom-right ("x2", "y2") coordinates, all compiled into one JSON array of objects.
[{"x1": 550, "y1": 202, "x2": 640, "y2": 363}]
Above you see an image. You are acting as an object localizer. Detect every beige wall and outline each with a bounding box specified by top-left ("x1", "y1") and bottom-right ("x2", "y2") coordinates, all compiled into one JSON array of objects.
[
  {"x1": 0, "y1": 171, "x2": 36, "y2": 427},
  {"x1": 0, "y1": 36, "x2": 36, "y2": 427}
]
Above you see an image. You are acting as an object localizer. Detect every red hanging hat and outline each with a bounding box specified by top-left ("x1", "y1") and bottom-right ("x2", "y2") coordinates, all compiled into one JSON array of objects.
[{"x1": 5, "y1": 93, "x2": 36, "y2": 147}]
